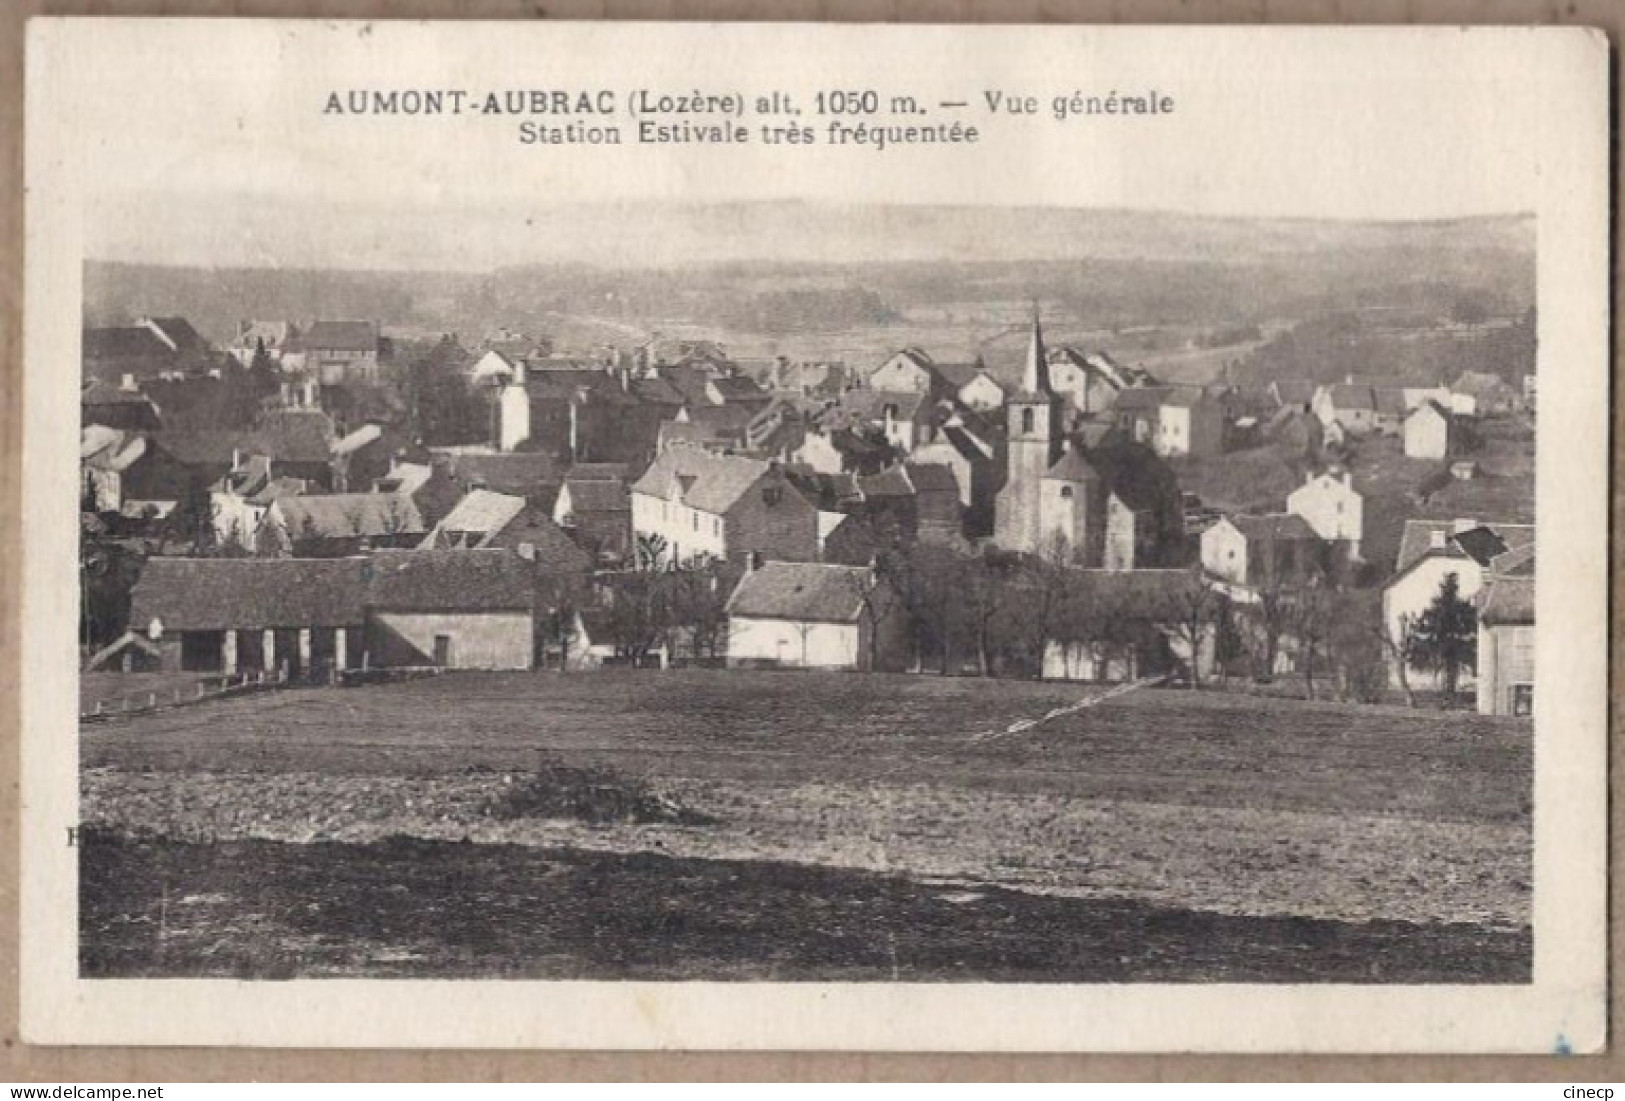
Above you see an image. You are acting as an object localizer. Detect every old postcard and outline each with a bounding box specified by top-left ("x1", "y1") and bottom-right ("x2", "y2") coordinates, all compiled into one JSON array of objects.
[{"x1": 20, "y1": 19, "x2": 1610, "y2": 1051}]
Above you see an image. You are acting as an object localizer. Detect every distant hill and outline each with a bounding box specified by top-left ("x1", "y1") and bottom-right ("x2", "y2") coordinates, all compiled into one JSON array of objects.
[{"x1": 84, "y1": 205, "x2": 1533, "y2": 352}]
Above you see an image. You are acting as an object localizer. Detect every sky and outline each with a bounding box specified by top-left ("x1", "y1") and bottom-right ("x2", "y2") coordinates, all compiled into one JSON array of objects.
[{"x1": 33, "y1": 20, "x2": 1590, "y2": 271}]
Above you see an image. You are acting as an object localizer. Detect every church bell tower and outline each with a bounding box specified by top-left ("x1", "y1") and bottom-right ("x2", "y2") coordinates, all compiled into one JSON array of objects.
[{"x1": 995, "y1": 304, "x2": 1064, "y2": 553}]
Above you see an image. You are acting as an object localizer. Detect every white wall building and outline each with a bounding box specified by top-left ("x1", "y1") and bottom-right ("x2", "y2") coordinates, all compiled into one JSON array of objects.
[{"x1": 1286, "y1": 469, "x2": 1363, "y2": 559}]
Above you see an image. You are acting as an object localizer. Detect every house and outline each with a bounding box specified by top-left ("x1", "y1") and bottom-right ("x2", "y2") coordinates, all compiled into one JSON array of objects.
[
  {"x1": 631, "y1": 449, "x2": 818, "y2": 567},
  {"x1": 126, "y1": 557, "x2": 368, "y2": 676},
  {"x1": 258, "y1": 492, "x2": 426, "y2": 557},
  {"x1": 364, "y1": 549, "x2": 543, "y2": 670},
  {"x1": 83, "y1": 316, "x2": 211, "y2": 384},
  {"x1": 911, "y1": 413, "x2": 1002, "y2": 538},
  {"x1": 1268, "y1": 380, "x2": 1318, "y2": 414},
  {"x1": 902, "y1": 462, "x2": 964, "y2": 543},
  {"x1": 1371, "y1": 387, "x2": 1411, "y2": 436},
  {"x1": 248, "y1": 408, "x2": 340, "y2": 489},
  {"x1": 466, "y1": 348, "x2": 525, "y2": 386},
  {"x1": 1038, "y1": 442, "x2": 1184, "y2": 570},
  {"x1": 432, "y1": 448, "x2": 563, "y2": 511},
  {"x1": 1311, "y1": 384, "x2": 1378, "y2": 437},
  {"x1": 1040, "y1": 568, "x2": 1218, "y2": 683},
  {"x1": 552, "y1": 468, "x2": 632, "y2": 562},
  {"x1": 1381, "y1": 518, "x2": 1535, "y2": 688},
  {"x1": 828, "y1": 389, "x2": 936, "y2": 454},
  {"x1": 1403, "y1": 399, "x2": 1464, "y2": 460},
  {"x1": 497, "y1": 366, "x2": 676, "y2": 465},
  {"x1": 1286, "y1": 468, "x2": 1363, "y2": 559},
  {"x1": 1047, "y1": 347, "x2": 1156, "y2": 417},
  {"x1": 81, "y1": 381, "x2": 162, "y2": 432},
  {"x1": 1475, "y1": 546, "x2": 1535, "y2": 716},
  {"x1": 1199, "y1": 513, "x2": 1320, "y2": 590},
  {"x1": 1451, "y1": 371, "x2": 1522, "y2": 417},
  {"x1": 209, "y1": 455, "x2": 306, "y2": 549},
  {"x1": 867, "y1": 348, "x2": 938, "y2": 394},
  {"x1": 421, "y1": 488, "x2": 591, "y2": 575},
  {"x1": 956, "y1": 368, "x2": 1007, "y2": 412},
  {"x1": 724, "y1": 561, "x2": 910, "y2": 671},
  {"x1": 228, "y1": 320, "x2": 300, "y2": 367},
  {"x1": 1151, "y1": 387, "x2": 1224, "y2": 458},
  {"x1": 286, "y1": 321, "x2": 381, "y2": 384},
  {"x1": 81, "y1": 428, "x2": 154, "y2": 514}
]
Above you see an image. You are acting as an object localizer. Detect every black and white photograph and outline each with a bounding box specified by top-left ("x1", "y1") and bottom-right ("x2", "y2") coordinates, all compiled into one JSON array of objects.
[{"x1": 22, "y1": 20, "x2": 1608, "y2": 1051}]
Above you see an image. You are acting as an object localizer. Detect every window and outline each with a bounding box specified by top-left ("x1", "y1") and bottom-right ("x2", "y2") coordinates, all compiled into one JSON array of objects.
[
  {"x1": 1059, "y1": 485, "x2": 1073, "y2": 499},
  {"x1": 1022, "y1": 408, "x2": 1035, "y2": 434},
  {"x1": 763, "y1": 486, "x2": 783, "y2": 506},
  {"x1": 1511, "y1": 684, "x2": 1533, "y2": 717},
  {"x1": 692, "y1": 513, "x2": 699, "y2": 531}
]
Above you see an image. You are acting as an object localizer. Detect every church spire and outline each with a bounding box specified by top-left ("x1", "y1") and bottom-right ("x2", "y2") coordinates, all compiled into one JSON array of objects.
[{"x1": 1021, "y1": 301, "x2": 1051, "y2": 396}]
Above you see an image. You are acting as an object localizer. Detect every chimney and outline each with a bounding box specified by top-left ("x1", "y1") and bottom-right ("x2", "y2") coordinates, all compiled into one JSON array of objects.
[
  {"x1": 516, "y1": 541, "x2": 536, "y2": 561},
  {"x1": 120, "y1": 373, "x2": 137, "y2": 392},
  {"x1": 1429, "y1": 529, "x2": 1448, "y2": 549},
  {"x1": 1452, "y1": 517, "x2": 1479, "y2": 534}
]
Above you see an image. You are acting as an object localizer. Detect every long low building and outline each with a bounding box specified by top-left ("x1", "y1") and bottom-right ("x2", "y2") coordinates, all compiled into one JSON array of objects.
[{"x1": 124, "y1": 548, "x2": 557, "y2": 674}]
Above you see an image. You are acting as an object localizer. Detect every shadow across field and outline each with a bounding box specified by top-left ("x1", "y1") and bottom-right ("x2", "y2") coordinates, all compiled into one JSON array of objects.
[{"x1": 81, "y1": 833, "x2": 1530, "y2": 984}]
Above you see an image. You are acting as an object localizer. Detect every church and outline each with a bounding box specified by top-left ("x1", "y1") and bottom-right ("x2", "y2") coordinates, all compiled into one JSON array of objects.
[{"x1": 993, "y1": 308, "x2": 1184, "y2": 569}]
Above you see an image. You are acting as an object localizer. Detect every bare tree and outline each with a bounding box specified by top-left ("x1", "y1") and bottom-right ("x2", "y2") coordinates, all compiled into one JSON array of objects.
[
  {"x1": 1291, "y1": 576, "x2": 1335, "y2": 701},
  {"x1": 1166, "y1": 564, "x2": 1220, "y2": 689}
]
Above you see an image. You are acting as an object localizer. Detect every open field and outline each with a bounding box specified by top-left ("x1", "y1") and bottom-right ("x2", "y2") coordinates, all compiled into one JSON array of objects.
[{"x1": 81, "y1": 670, "x2": 1532, "y2": 981}]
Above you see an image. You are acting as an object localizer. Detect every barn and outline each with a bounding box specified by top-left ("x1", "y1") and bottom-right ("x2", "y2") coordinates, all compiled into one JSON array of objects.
[
  {"x1": 363, "y1": 549, "x2": 539, "y2": 670},
  {"x1": 724, "y1": 560, "x2": 909, "y2": 672}
]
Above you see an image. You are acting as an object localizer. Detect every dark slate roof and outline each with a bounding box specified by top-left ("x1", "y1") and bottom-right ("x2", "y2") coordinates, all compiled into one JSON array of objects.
[
  {"x1": 145, "y1": 317, "x2": 207, "y2": 353},
  {"x1": 709, "y1": 376, "x2": 770, "y2": 403},
  {"x1": 725, "y1": 561, "x2": 873, "y2": 623},
  {"x1": 930, "y1": 361, "x2": 983, "y2": 389},
  {"x1": 1327, "y1": 384, "x2": 1376, "y2": 411},
  {"x1": 129, "y1": 557, "x2": 367, "y2": 630},
  {"x1": 1086, "y1": 443, "x2": 1176, "y2": 514},
  {"x1": 858, "y1": 465, "x2": 913, "y2": 499},
  {"x1": 299, "y1": 320, "x2": 379, "y2": 353},
  {"x1": 83, "y1": 326, "x2": 174, "y2": 360},
  {"x1": 1228, "y1": 512, "x2": 1318, "y2": 542},
  {"x1": 249, "y1": 409, "x2": 337, "y2": 463},
  {"x1": 563, "y1": 479, "x2": 630, "y2": 514},
  {"x1": 1478, "y1": 552, "x2": 1535, "y2": 626},
  {"x1": 903, "y1": 462, "x2": 960, "y2": 494},
  {"x1": 1394, "y1": 520, "x2": 1536, "y2": 575},
  {"x1": 365, "y1": 548, "x2": 538, "y2": 611},
  {"x1": 153, "y1": 430, "x2": 245, "y2": 467},
  {"x1": 1272, "y1": 380, "x2": 1318, "y2": 405},
  {"x1": 1045, "y1": 449, "x2": 1101, "y2": 483},
  {"x1": 436, "y1": 450, "x2": 561, "y2": 495},
  {"x1": 565, "y1": 462, "x2": 629, "y2": 483},
  {"x1": 1372, "y1": 388, "x2": 1410, "y2": 415},
  {"x1": 82, "y1": 381, "x2": 158, "y2": 407},
  {"x1": 1110, "y1": 386, "x2": 1170, "y2": 412}
]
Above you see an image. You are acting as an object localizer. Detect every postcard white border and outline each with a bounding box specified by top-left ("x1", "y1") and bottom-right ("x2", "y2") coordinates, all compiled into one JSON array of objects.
[{"x1": 20, "y1": 19, "x2": 1610, "y2": 1051}]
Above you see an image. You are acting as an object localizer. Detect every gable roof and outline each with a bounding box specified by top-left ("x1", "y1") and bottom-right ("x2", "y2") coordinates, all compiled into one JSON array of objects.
[
  {"x1": 1044, "y1": 448, "x2": 1101, "y2": 483},
  {"x1": 1477, "y1": 548, "x2": 1535, "y2": 626},
  {"x1": 1394, "y1": 519, "x2": 1536, "y2": 576},
  {"x1": 1327, "y1": 384, "x2": 1376, "y2": 411},
  {"x1": 1227, "y1": 512, "x2": 1318, "y2": 542},
  {"x1": 249, "y1": 409, "x2": 338, "y2": 463},
  {"x1": 434, "y1": 450, "x2": 561, "y2": 496},
  {"x1": 298, "y1": 320, "x2": 379, "y2": 353},
  {"x1": 1271, "y1": 379, "x2": 1318, "y2": 405},
  {"x1": 144, "y1": 317, "x2": 207, "y2": 353},
  {"x1": 565, "y1": 462, "x2": 629, "y2": 483},
  {"x1": 903, "y1": 462, "x2": 960, "y2": 495},
  {"x1": 272, "y1": 493, "x2": 426, "y2": 540},
  {"x1": 129, "y1": 557, "x2": 368, "y2": 630},
  {"x1": 365, "y1": 548, "x2": 540, "y2": 610},
  {"x1": 725, "y1": 561, "x2": 873, "y2": 623},
  {"x1": 430, "y1": 489, "x2": 528, "y2": 540},
  {"x1": 631, "y1": 448, "x2": 775, "y2": 515},
  {"x1": 83, "y1": 326, "x2": 174, "y2": 361},
  {"x1": 562, "y1": 478, "x2": 630, "y2": 514},
  {"x1": 930, "y1": 361, "x2": 984, "y2": 390}
]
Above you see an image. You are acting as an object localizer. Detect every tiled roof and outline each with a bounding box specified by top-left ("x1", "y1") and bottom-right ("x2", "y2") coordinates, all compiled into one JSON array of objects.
[
  {"x1": 632, "y1": 449, "x2": 773, "y2": 515},
  {"x1": 565, "y1": 463, "x2": 629, "y2": 483},
  {"x1": 1372, "y1": 388, "x2": 1410, "y2": 415},
  {"x1": 903, "y1": 462, "x2": 960, "y2": 494},
  {"x1": 366, "y1": 548, "x2": 539, "y2": 611},
  {"x1": 1044, "y1": 449, "x2": 1100, "y2": 483},
  {"x1": 81, "y1": 381, "x2": 158, "y2": 407},
  {"x1": 1227, "y1": 512, "x2": 1318, "y2": 542},
  {"x1": 435, "y1": 450, "x2": 561, "y2": 495},
  {"x1": 272, "y1": 493, "x2": 426, "y2": 540},
  {"x1": 1394, "y1": 519, "x2": 1536, "y2": 576},
  {"x1": 930, "y1": 361, "x2": 983, "y2": 389},
  {"x1": 145, "y1": 317, "x2": 207, "y2": 353},
  {"x1": 331, "y1": 424, "x2": 384, "y2": 457},
  {"x1": 562, "y1": 479, "x2": 630, "y2": 514},
  {"x1": 725, "y1": 561, "x2": 873, "y2": 623},
  {"x1": 83, "y1": 326, "x2": 173, "y2": 360},
  {"x1": 430, "y1": 489, "x2": 528, "y2": 540},
  {"x1": 858, "y1": 465, "x2": 913, "y2": 499},
  {"x1": 298, "y1": 320, "x2": 378, "y2": 353},
  {"x1": 249, "y1": 409, "x2": 338, "y2": 463},
  {"x1": 1327, "y1": 385, "x2": 1376, "y2": 411},
  {"x1": 1478, "y1": 551, "x2": 1535, "y2": 626},
  {"x1": 129, "y1": 557, "x2": 367, "y2": 630}
]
